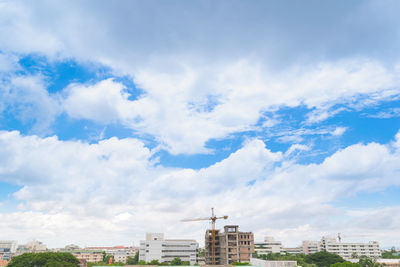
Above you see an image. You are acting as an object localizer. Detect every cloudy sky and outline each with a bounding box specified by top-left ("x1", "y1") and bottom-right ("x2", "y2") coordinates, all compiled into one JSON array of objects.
[{"x1": 1, "y1": 0, "x2": 400, "y2": 248}]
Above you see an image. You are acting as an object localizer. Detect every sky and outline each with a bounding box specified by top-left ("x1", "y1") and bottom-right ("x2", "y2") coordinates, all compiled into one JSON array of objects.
[{"x1": 0, "y1": 0, "x2": 400, "y2": 249}]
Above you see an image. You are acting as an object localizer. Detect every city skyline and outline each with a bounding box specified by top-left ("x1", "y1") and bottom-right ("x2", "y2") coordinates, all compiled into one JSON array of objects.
[{"x1": 0, "y1": 0, "x2": 400, "y2": 248}]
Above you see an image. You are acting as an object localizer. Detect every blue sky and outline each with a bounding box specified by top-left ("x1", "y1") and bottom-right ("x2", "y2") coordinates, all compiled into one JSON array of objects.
[{"x1": 0, "y1": 0, "x2": 400, "y2": 248}]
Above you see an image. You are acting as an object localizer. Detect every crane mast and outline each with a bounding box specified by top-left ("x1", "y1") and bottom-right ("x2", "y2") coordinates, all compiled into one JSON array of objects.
[{"x1": 181, "y1": 208, "x2": 228, "y2": 265}]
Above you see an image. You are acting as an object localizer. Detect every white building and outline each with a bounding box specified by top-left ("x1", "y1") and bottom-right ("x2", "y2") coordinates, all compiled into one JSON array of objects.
[
  {"x1": 139, "y1": 233, "x2": 198, "y2": 265},
  {"x1": 251, "y1": 258, "x2": 297, "y2": 267},
  {"x1": 302, "y1": 240, "x2": 319, "y2": 255},
  {"x1": 282, "y1": 247, "x2": 303, "y2": 255},
  {"x1": 319, "y1": 237, "x2": 381, "y2": 259},
  {"x1": 255, "y1": 237, "x2": 283, "y2": 255},
  {"x1": 0, "y1": 241, "x2": 17, "y2": 254}
]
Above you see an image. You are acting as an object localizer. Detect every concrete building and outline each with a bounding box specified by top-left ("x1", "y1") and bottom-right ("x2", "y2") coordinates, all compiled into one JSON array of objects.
[
  {"x1": 319, "y1": 237, "x2": 381, "y2": 259},
  {"x1": 302, "y1": 241, "x2": 319, "y2": 255},
  {"x1": 17, "y1": 240, "x2": 47, "y2": 254},
  {"x1": 255, "y1": 237, "x2": 283, "y2": 255},
  {"x1": 251, "y1": 258, "x2": 297, "y2": 267},
  {"x1": 139, "y1": 233, "x2": 198, "y2": 265},
  {"x1": 85, "y1": 246, "x2": 138, "y2": 263},
  {"x1": 205, "y1": 225, "x2": 254, "y2": 265},
  {"x1": 71, "y1": 250, "x2": 104, "y2": 263},
  {"x1": 282, "y1": 247, "x2": 303, "y2": 255},
  {"x1": 376, "y1": 259, "x2": 400, "y2": 267},
  {"x1": 0, "y1": 241, "x2": 17, "y2": 254}
]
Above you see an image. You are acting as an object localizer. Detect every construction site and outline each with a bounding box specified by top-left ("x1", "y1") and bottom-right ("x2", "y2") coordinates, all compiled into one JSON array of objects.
[{"x1": 182, "y1": 208, "x2": 254, "y2": 265}]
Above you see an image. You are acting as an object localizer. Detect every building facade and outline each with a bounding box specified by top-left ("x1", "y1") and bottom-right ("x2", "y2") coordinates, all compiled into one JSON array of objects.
[
  {"x1": 71, "y1": 251, "x2": 104, "y2": 263},
  {"x1": 282, "y1": 247, "x2": 303, "y2": 255},
  {"x1": 255, "y1": 237, "x2": 283, "y2": 255},
  {"x1": 251, "y1": 258, "x2": 297, "y2": 267},
  {"x1": 85, "y1": 246, "x2": 138, "y2": 263},
  {"x1": 302, "y1": 241, "x2": 319, "y2": 255},
  {"x1": 205, "y1": 225, "x2": 254, "y2": 265},
  {"x1": 319, "y1": 237, "x2": 381, "y2": 259},
  {"x1": 139, "y1": 233, "x2": 198, "y2": 265}
]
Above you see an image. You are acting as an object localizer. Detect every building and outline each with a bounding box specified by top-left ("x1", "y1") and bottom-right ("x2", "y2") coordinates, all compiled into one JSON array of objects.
[
  {"x1": 205, "y1": 225, "x2": 254, "y2": 265},
  {"x1": 282, "y1": 247, "x2": 303, "y2": 255},
  {"x1": 255, "y1": 237, "x2": 283, "y2": 255},
  {"x1": 0, "y1": 241, "x2": 17, "y2": 254},
  {"x1": 250, "y1": 258, "x2": 297, "y2": 267},
  {"x1": 139, "y1": 233, "x2": 198, "y2": 265},
  {"x1": 85, "y1": 246, "x2": 138, "y2": 263},
  {"x1": 71, "y1": 250, "x2": 104, "y2": 263},
  {"x1": 302, "y1": 241, "x2": 319, "y2": 255},
  {"x1": 319, "y1": 237, "x2": 381, "y2": 259},
  {"x1": 17, "y1": 240, "x2": 47, "y2": 255},
  {"x1": 0, "y1": 240, "x2": 17, "y2": 264},
  {"x1": 376, "y1": 259, "x2": 400, "y2": 267}
]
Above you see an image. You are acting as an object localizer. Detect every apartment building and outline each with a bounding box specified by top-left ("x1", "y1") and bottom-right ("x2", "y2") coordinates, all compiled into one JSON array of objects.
[
  {"x1": 139, "y1": 233, "x2": 198, "y2": 265},
  {"x1": 282, "y1": 247, "x2": 303, "y2": 255},
  {"x1": 71, "y1": 250, "x2": 104, "y2": 263},
  {"x1": 302, "y1": 241, "x2": 319, "y2": 255},
  {"x1": 85, "y1": 246, "x2": 138, "y2": 263},
  {"x1": 319, "y1": 237, "x2": 381, "y2": 259},
  {"x1": 205, "y1": 225, "x2": 254, "y2": 265},
  {"x1": 255, "y1": 237, "x2": 283, "y2": 255},
  {"x1": 0, "y1": 241, "x2": 17, "y2": 254}
]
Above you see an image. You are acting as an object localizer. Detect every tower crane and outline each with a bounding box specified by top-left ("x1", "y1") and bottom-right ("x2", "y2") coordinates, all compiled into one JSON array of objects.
[{"x1": 181, "y1": 208, "x2": 228, "y2": 265}]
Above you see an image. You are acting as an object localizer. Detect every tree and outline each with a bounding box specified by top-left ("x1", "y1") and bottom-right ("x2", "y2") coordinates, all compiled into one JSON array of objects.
[
  {"x1": 148, "y1": 259, "x2": 160, "y2": 265},
  {"x1": 305, "y1": 251, "x2": 345, "y2": 267},
  {"x1": 171, "y1": 258, "x2": 183, "y2": 265},
  {"x1": 7, "y1": 252, "x2": 80, "y2": 267},
  {"x1": 103, "y1": 255, "x2": 114, "y2": 264},
  {"x1": 331, "y1": 261, "x2": 361, "y2": 267},
  {"x1": 127, "y1": 251, "x2": 139, "y2": 264},
  {"x1": 359, "y1": 256, "x2": 382, "y2": 267}
]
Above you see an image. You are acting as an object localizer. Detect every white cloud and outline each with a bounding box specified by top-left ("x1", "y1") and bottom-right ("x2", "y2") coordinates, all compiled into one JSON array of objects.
[
  {"x1": 58, "y1": 59, "x2": 400, "y2": 154},
  {"x1": 1, "y1": 1, "x2": 400, "y2": 154},
  {"x1": 0, "y1": 130, "x2": 400, "y2": 247},
  {"x1": 331, "y1": 127, "x2": 347, "y2": 137},
  {"x1": 0, "y1": 75, "x2": 61, "y2": 133}
]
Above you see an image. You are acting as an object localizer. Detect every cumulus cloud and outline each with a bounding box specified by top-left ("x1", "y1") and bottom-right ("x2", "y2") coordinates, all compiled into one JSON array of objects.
[
  {"x1": 1, "y1": 1, "x2": 400, "y2": 154},
  {"x1": 0, "y1": 75, "x2": 61, "y2": 133},
  {"x1": 58, "y1": 59, "x2": 400, "y2": 154},
  {"x1": 0, "y1": 130, "x2": 399, "y2": 247}
]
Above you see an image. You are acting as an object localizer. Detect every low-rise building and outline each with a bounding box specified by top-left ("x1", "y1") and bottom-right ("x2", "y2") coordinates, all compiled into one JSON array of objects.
[
  {"x1": 282, "y1": 247, "x2": 303, "y2": 255},
  {"x1": 251, "y1": 257, "x2": 297, "y2": 267},
  {"x1": 139, "y1": 233, "x2": 198, "y2": 265},
  {"x1": 17, "y1": 240, "x2": 47, "y2": 255},
  {"x1": 302, "y1": 240, "x2": 319, "y2": 255},
  {"x1": 255, "y1": 237, "x2": 283, "y2": 255},
  {"x1": 85, "y1": 246, "x2": 138, "y2": 263},
  {"x1": 0, "y1": 241, "x2": 17, "y2": 254},
  {"x1": 70, "y1": 250, "x2": 104, "y2": 263},
  {"x1": 319, "y1": 237, "x2": 381, "y2": 260},
  {"x1": 376, "y1": 259, "x2": 400, "y2": 267}
]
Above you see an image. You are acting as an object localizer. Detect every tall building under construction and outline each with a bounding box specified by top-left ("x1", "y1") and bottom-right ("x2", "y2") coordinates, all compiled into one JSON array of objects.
[{"x1": 205, "y1": 225, "x2": 254, "y2": 265}]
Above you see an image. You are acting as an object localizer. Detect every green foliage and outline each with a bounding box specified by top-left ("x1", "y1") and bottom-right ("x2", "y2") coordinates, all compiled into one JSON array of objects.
[
  {"x1": 232, "y1": 262, "x2": 250, "y2": 265},
  {"x1": 138, "y1": 260, "x2": 147, "y2": 265},
  {"x1": 358, "y1": 256, "x2": 383, "y2": 267},
  {"x1": 7, "y1": 252, "x2": 80, "y2": 267},
  {"x1": 305, "y1": 251, "x2": 345, "y2": 267},
  {"x1": 331, "y1": 261, "x2": 361, "y2": 267},
  {"x1": 87, "y1": 262, "x2": 123, "y2": 266},
  {"x1": 257, "y1": 252, "x2": 309, "y2": 266},
  {"x1": 126, "y1": 251, "x2": 139, "y2": 264},
  {"x1": 148, "y1": 259, "x2": 160, "y2": 265},
  {"x1": 382, "y1": 251, "x2": 400, "y2": 259},
  {"x1": 171, "y1": 257, "x2": 183, "y2": 265}
]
